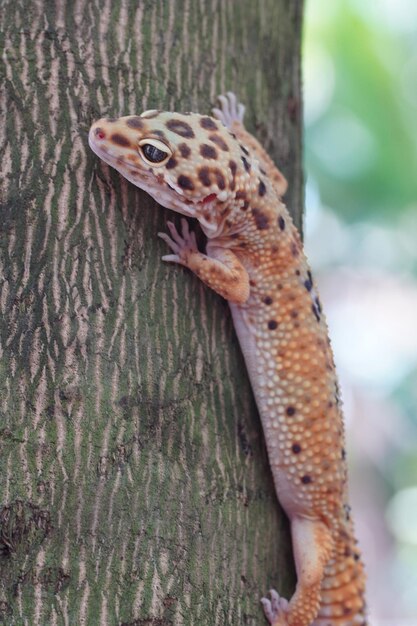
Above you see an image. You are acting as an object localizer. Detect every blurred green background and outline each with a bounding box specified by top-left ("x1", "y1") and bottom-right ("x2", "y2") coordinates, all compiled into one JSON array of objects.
[{"x1": 303, "y1": 1, "x2": 417, "y2": 623}]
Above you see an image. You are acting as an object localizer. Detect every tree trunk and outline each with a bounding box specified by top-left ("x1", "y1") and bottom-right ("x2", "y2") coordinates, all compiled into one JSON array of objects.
[{"x1": 0, "y1": 1, "x2": 303, "y2": 624}]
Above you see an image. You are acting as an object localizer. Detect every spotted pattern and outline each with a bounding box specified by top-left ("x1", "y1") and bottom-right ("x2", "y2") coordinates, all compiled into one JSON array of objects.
[
  {"x1": 241, "y1": 156, "x2": 251, "y2": 173},
  {"x1": 200, "y1": 116, "x2": 218, "y2": 130},
  {"x1": 258, "y1": 180, "x2": 267, "y2": 196},
  {"x1": 251, "y1": 207, "x2": 269, "y2": 230},
  {"x1": 166, "y1": 157, "x2": 177, "y2": 170},
  {"x1": 166, "y1": 119, "x2": 195, "y2": 138},
  {"x1": 111, "y1": 133, "x2": 131, "y2": 147},
  {"x1": 126, "y1": 116, "x2": 144, "y2": 129},
  {"x1": 198, "y1": 167, "x2": 211, "y2": 187},
  {"x1": 178, "y1": 143, "x2": 191, "y2": 158},
  {"x1": 200, "y1": 144, "x2": 218, "y2": 159},
  {"x1": 214, "y1": 169, "x2": 226, "y2": 190},
  {"x1": 209, "y1": 134, "x2": 229, "y2": 151},
  {"x1": 304, "y1": 271, "x2": 313, "y2": 291},
  {"x1": 177, "y1": 174, "x2": 194, "y2": 190}
]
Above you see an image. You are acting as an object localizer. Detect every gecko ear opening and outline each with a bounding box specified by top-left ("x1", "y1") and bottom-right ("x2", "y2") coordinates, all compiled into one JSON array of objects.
[{"x1": 138, "y1": 138, "x2": 172, "y2": 166}]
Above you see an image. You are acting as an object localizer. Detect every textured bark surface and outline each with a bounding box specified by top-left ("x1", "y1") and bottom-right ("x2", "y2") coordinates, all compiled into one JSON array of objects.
[{"x1": 0, "y1": 1, "x2": 303, "y2": 624}]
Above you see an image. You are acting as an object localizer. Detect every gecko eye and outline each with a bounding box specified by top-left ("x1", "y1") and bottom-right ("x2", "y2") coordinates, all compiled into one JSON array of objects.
[{"x1": 138, "y1": 138, "x2": 171, "y2": 166}]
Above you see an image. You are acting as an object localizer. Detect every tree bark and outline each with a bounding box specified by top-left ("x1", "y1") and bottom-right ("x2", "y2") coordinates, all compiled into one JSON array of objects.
[{"x1": 0, "y1": 1, "x2": 303, "y2": 624}]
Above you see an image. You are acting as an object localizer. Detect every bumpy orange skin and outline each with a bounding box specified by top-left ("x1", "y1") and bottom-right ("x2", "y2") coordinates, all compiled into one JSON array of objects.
[{"x1": 89, "y1": 94, "x2": 367, "y2": 626}]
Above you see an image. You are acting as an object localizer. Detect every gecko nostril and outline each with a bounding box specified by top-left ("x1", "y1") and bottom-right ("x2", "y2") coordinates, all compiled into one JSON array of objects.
[{"x1": 95, "y1": 128, "x2": 105, "y2": 140}]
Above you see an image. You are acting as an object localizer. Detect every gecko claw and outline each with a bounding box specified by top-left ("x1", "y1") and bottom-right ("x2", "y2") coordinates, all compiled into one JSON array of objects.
[{"x1": 161, "y1": 254, "x2": 181, "y2": 263}]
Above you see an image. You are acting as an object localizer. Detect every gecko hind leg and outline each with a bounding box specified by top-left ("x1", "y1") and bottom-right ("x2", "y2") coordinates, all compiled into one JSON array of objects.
[
  {"x1": 213, "y1": 92, "x2": 288, "y2": 197},
  {"x1": 261, "y1": 516, "x2": 334, "y2": 626}
]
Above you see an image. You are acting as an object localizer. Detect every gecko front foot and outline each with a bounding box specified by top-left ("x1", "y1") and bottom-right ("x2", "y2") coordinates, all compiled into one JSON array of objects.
[
  {"x1": 212, "y1": 91, "x2": 245, "y2": 129},
  {"x1": 261, "y1": 590, "x2": 289, "y2": 626},
  {"x1": 158, "y1": 218, "x2": 198, "y2": 265}
]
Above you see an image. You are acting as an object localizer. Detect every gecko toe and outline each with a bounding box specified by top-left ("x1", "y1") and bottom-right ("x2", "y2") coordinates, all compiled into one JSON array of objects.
[
  {"x1": 261, "y1": 590, "x2": 289, "y2": 626},
  {"x1": 213, "y1": 92, "x2": 246, "y2": 128}
]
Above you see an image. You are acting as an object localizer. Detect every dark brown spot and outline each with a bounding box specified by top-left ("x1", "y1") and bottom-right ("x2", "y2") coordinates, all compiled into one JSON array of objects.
[
  {"x1": 153, "y1": 129, "x2": 166, "y2": 139},
  {"x1": 301, "y1": 475, "x2": 312, "y2": 484},
  {"x1": 200, "y1": 116, "x2": 218, "y2": 130},
  {"x1": 304, "y1": 274, "x2": 313, "y2": 291},
  {"x1": 290, "y1": 309, "x2": 298, "y2": 319},
  {"x1": 263, "y1": 296, "x2": 273, "y2": 305},
  {"x1": 126, "y1": 116, "x2": 144, "y2": 129},
  {"x1": 177, "y1": 175, "x2": 194, "y2": 190},
  {"x1": 252, "y1": 208, "x2": 269, "y2": 230},
  {"x1": 312, "y1": 303, "x2": 321, "y2": 322},
  {"x1": 198, "y1": 167, "x2": 211, "y2": 187},
  {"x1": 242, "y1": 201, "x2": 249, "y2": 211},
  {"x1": 165, "y1": 157, "x2": 177, "y2": 170},
  {"x1": 228, "y1": 160, "x2": 237, "y2": 190},
  {"x1": 344, "y1": 504, "x2": 351, "y2": 520},
  {"x1": 286, "y1": 406, "x2": 296, "y2": 416},
  {"x1": 267, "y1": 320, "x2": 278, "y2": 330},
  {"x1": 241, "y1": 156, "x2": 251, "y2": 173},
  {"x1": 240, "y1": 144, "x2": 249, "y2": 156},
  {"x1": 258, "y1": 180, "x2": 267, "y2": 196},
  {"x1": 292, "y1": 444, "x2": 301, "y2": 454},
  {"x1": 200, "y1": 144, "x2": 218, "y2": 159},
  {"x1": 111, "y1": 133, "x2": 131, "y2": 147},
  {"x1": 214, "y1": 169, "x2": 226, "y2": 190},
  {"x1": 178, "y1": 143, "x2": 191, "y2": 158},
  {"x1": 291, "y1": 242, "x2": 299, "y2": 256},
  {"x1": 209, "y1": 134, "x2": 229, "y2": 151},
  {"x1": 166, "y1": 119, "x2": 195, "y2": 138},
  {"x1": 278, "y1": 216, "x2": 286, "y2": 230},
  {"x1": 235, "y1": 190, "x2": 247, "y2": 200}
]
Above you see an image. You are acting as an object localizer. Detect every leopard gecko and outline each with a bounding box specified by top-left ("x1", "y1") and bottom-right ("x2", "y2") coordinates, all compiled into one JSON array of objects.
[{"x1": 88, "y1": 92, "x2": 367, "y2": 626}]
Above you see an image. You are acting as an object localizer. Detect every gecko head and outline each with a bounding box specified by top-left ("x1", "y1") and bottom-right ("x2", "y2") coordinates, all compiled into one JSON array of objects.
[{"x1": 89, "y1": 110, "x2": 255, "y2": 237}]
